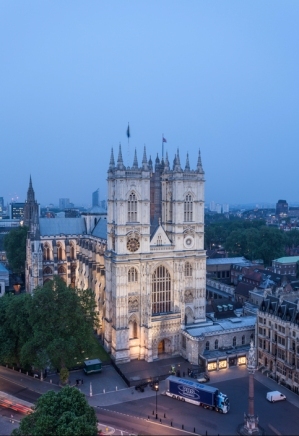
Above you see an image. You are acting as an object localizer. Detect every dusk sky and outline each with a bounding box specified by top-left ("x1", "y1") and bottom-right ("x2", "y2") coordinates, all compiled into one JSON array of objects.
[{"x1": 1, "y1": 1, "x2": 299, "y2": 207}]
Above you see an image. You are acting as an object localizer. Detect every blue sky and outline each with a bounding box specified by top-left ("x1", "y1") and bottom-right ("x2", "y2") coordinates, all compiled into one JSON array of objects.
[{"x1": 1, "y1": 1, "x2": 299, "y2": 207}]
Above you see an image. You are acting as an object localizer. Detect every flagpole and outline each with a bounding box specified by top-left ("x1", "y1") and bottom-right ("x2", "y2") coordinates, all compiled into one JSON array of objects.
[{"x1": 162, "y1": 133, "x2": 164, "y2": 160}]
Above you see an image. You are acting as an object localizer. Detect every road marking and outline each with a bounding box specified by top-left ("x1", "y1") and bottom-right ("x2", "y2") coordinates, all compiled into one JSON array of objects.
[{"x1": 268, "y1": 423, "x2": 282, "y2": 435}]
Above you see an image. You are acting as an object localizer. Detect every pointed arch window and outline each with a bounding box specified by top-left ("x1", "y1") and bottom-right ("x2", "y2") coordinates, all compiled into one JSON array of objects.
[
  {"x1": 58, "y1": 265, "x2": 66, "y2": 274},
  {"x1": 57, "y1": 243, "x2": 63, "y2": 261},
  {"x1": 205, "y1": 341, "x2": 210, "y2": 351},
  {"x1": 152, "y1": 266, "x2": 171, "y2": 314},
  {"x1": 128, "y1": 267, "x2": 138, "y2": 283},
  {"x1": 242, "y1": 335, "x2": 245, "y2": 345},
  {"x1": 233, "y1": 336, "x2": 237, "y2": 347},
  {"x1": 215, "y1": 339, "x2": 219, "y2": 350},
  {"x1": 128, "y1": 192, "x2": 137, "y2": 222},
  {"x1": 184, "y1": 194, "x2": 193, "y2": 222},
  {"x1": 43, "y1": 244, "x2": 50, "y2": 261},
  {"x1": 70, "y1": 243, "x2": 75, "y2": 260},
  {"x1": 184, "y1": 262, "x2": 193, "y2": 277},
  {"x1": 43, "y1": 266, "x2": 52, "y2": 275}
]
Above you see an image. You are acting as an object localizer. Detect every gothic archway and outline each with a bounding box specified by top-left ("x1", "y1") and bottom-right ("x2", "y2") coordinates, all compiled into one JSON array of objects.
[{"x1": 158, "y1": 338, "x2": 171, "y2": 355}]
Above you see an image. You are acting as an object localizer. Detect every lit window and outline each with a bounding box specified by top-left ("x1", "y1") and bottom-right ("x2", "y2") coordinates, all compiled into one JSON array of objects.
[{"x1": 152, "y1": 266, "x2": 171, "y2": 314}]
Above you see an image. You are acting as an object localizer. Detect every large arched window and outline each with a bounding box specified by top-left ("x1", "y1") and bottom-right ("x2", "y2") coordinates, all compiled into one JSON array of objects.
[
  {"x1": 128, "y1": 267, "x2": 138, "y2": 283},
  {"x1": 215, "y1": 339, "x2": 219, "y2": 350},
  {"x1": 184, "y1": 262, "x2": 193, "y2": 277},
  {"x1": 128, "y1": 192, "x2": 137, "y2": 222},
  {"x1": 205, "y1": 341, "x2": 210, "y2": 351},
  {"x1": 233, "y1": 336, "x2": 237, "y2": 347},
  {"x1": 184, "y1": 194, "x2": 193, "y2": 222},
  {"x1": 152, "y1": 266, "x2": 171, "y2": 314},
  {"x1": 43, "y1": 244, "x2": 51, "y2": 261},
  {"x1": 43, "y1": 266, "x2": 52, "y2": 275},
  {"x1": 242, "y1": 335, "x2": 245, "y2": 345}
]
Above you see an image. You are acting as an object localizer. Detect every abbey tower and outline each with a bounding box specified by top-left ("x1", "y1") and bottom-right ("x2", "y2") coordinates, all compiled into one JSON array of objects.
[{"x1": 104, "y1": 146, "x2": 206, "y2": 363}]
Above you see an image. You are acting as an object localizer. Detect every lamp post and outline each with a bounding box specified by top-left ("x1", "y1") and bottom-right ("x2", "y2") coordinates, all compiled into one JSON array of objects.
[{"x1": 154, "y1": 380, "x2": 159, "y2": 419}]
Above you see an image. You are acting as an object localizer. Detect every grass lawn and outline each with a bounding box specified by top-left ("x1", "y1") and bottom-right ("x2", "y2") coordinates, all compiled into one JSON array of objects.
[{"x1": 86, "y1": 336, "x2": 110, "y2": 363}]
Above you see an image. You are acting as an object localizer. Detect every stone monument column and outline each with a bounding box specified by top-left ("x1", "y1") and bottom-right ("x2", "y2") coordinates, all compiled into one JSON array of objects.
[{"x1": 238, "y1": 340, "x2": 264, "y2": 435}]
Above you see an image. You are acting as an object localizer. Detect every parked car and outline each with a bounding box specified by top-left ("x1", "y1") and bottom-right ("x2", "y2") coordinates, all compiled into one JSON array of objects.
[
  {"x1": 135, "y1": 382, "x2": 147, "y2": 392},
  {"x1": 197, "y1": 373, "x2": 210, "y2": 383},
  {"x1": 266, "y1": 391, "x2": 286, "y2": 402}
]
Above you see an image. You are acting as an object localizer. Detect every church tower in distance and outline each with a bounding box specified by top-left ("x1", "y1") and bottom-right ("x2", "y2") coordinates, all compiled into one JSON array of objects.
[
  {"x1": 104, "y1": 145, "x2": 206, "y2": 363},
  {"x1": 23, "y1": 176, "x2": 39, "y2": 228}
]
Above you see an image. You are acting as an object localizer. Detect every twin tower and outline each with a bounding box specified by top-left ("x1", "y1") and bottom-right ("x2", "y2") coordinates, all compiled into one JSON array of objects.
[{"x1": 104, "y1": 145, "x2": 206, "y2": 362}]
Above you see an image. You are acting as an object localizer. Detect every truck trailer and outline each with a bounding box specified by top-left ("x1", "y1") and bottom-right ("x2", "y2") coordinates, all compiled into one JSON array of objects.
[{"x1": 165, "y1": 376, "x2": 230, "y2": 413}]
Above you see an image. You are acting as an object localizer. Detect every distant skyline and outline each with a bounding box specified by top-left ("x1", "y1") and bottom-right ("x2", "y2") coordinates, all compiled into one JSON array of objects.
[{"x1": 1, "y1": 1, "x2": 299, "y2": 206}]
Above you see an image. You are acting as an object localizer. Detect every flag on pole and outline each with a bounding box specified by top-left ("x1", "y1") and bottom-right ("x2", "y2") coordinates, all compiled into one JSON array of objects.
[
  {"x1": 127, "y1": 123, "x2": 130, "y2": 139},
  {"x1": 162, "y1": 137, "x2": 167, "y2": 143}
]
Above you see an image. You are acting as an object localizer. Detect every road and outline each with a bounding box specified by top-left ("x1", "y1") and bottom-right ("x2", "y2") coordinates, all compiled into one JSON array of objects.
[
  {"x1": 1, "y1": 367, "x2": 299, "y2": 435},
  {"x1": 105, "y1": 376, "x2": 299, "y2": 435},
  {"x1": 0, "y1": 371, "x2": 190, "y2": 435}
]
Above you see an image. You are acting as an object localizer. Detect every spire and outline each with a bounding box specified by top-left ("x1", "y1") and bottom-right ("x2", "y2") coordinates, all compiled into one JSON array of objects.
[
  {"x1": 27, "y1": 175, "x2": 35, "y2": 202},
  {"x1": 173, "y1": 149, "x2": 182, "y2": 172},
  {"x1": 148, "y1": 155, "x2": 153, "y2": 171},
  {"x1": 185, "y1": 153, "x2": 190, "y2": 171},
  {"x1": 164, "y1": 151, "x2": 170, "y2": 171},
  {"x1": 117, "y1": 143, "x2": 125, "y2": 170},
  {"x1": 132, "y1": 149, "x2": 138, "y2": 168},
  {"x1": 142, "y1": 146, "x2": 148, "y2": 170},
  {"x1": 176, "y1": 148, "x2": 181, "y2": 167},
  {"x1": 197, "y1": 148, "x2": 204, "y2": 173},
  {"x1": 109, "y1": 148, "x2": 115, "y2": 170}
]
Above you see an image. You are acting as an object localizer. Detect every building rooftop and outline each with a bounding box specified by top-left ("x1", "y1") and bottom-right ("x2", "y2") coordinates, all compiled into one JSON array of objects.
[
  {"x1": 273, "y1": 256, "x2": 299, "y2": 264},
  {"x1": 206, "y1": 257, "x2": 249, "y2": 266},
  {"x1": 40, "y1": 217, "x2": 86, "y2": 236},
  {"x1": 185, "y1": 316, "x2": 256, "y2": 338}
]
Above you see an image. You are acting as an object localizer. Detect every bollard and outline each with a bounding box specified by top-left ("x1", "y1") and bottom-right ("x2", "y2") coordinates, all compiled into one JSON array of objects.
[
  {"x1": 50, "y1": 379, "x2": 52, "y2": 383},
  {"x1": 148, "y1": 416, "x2": 150, "y2": 420},
  {"x1": 160, "y1": 418, "x2": 162, "y2": 423},
  {"x1": 194, "y1": 427, "x2": 196, "y2": 433},
  {"x1": 152, "y1": 410, "x2": 154, "y2": 415},
  {"x1": 171, "y1": 421, "x2": 173, "y2": 427},
  {"x1": 13, "y1": 367, "x2": 14, "y2": 370},
  {"x1": 182, "y1": 424, "x2": 184, "y2": 430},
  {"x1": 26, "y1": 372, "x2": 28, "y2": 376},
  {"x1": 164, "y1": 413, "x2": 166, "y2": 418},
  {"x1": 103, "y1": 388, "x2": 105, "y2": 394},
  {"x1": 19, "y1": 369, "x2": 21, "y2": 373},
  {"x1": 116, "y1": 386, "x2": 118, "y2": 391}
]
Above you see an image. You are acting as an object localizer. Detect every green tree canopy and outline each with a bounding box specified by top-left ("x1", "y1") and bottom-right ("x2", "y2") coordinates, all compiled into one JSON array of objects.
[
  {"x1": 0, "y1": 293, "x2": 32, "y2": 366},
  {"x1": 4, "y1": 225, "x2": 28, "y2": 274},
  {"x1": 0, "y1": 277, "x2": 98, "y2": 378},
  {"x1": 12, "y1": 386, "x2": 98, "y2": 436},
  {"x1": 21, "y1": 276, "x2": 98, "y2": 375}
]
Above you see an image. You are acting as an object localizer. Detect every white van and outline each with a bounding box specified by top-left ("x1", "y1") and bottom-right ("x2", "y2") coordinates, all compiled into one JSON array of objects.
[{"x1": 266, "y1": 391, "x2": 286, "y2": 402}]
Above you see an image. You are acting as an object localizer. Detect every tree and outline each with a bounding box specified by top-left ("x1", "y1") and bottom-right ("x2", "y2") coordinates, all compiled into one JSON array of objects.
[
  {"x1": 4, "y1": 225, "x2": 28, "y2": 275},
  {"x1": 23, "y1": 276, "x2": 98, "y2": 381},
  {"x1": 12, "y1": 386, "x2": 98, "y2": 436},
  {"x1": 0, "y1": 293, "x2": 32, "y2": 366}
]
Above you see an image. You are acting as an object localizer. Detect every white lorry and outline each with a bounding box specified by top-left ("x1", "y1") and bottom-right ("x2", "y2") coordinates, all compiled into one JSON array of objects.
[{"x1": 266, "y1": 391, "x2": 286, "y2": 402}]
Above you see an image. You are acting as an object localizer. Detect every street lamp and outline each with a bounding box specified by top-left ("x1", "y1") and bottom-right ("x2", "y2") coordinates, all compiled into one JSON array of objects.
[{"x1": 154, "y1": 380, "x2": 159, "y2": 419}]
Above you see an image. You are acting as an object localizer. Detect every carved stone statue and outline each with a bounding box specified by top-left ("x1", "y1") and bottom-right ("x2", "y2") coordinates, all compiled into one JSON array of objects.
[{"x1": 247, "y1": 340, "x2": 256, "y2": 370}]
